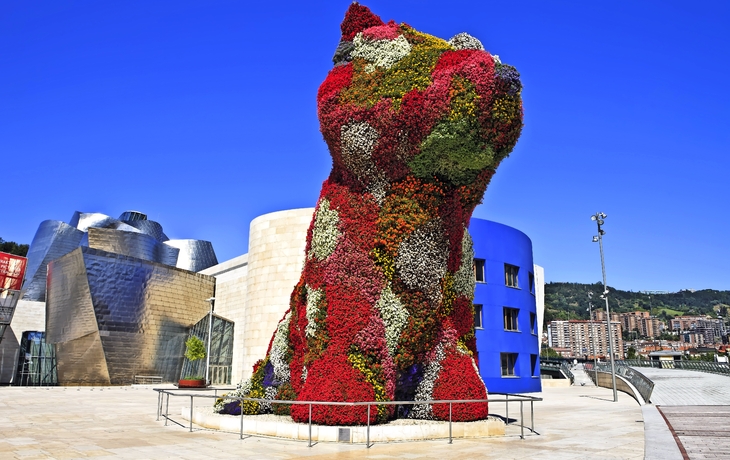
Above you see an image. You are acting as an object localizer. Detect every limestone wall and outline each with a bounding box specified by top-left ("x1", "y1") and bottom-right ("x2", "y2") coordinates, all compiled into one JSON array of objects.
[
  {"x1": 240, "y1": 208, "x2": 313, "y2": 381},
  {"x1": 0, "y1": 300, "x2": 46, "y2": 384}
]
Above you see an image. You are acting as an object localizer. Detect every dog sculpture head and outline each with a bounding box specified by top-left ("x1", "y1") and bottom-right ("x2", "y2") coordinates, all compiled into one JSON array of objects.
[{"x1": 318, "y1": 3, "x2": 522, "y2": 204}]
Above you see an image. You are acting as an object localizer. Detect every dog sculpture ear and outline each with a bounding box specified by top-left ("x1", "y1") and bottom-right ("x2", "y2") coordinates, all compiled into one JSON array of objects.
[
  {"x1": 333, "y1": 2, "x2": 384, "y2": 66},
  {"x1": 341, "y1": 2, "x2": 383, "y2": 40}
]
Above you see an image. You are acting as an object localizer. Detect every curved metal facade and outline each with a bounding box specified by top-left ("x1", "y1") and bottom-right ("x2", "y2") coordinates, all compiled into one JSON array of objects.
[
  {"x1": 23, "y1": 211, "x2": 218, "y2": 301},
  {"x1": 163, "y1": 239, "x2": 218, "y2": 273},
  {"x1": 471, "y1": 218, "x2": 542, "y2": 394},
  {"x1": 23, "y1": 221, "x2": 84, "y2": 301},
  {"x1": 46, "y1": 247, "x2": 215, "y2": 385}
]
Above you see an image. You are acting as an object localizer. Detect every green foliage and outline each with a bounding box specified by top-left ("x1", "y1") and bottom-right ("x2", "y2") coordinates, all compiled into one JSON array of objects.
[
  {"x1": 540, "y1": 346, "x2": 561, "y2": 358},
  {"x1": 626, "y1": 347, "x2": 638, "y2": 360},
  {"x1": 184, "y1": 336, "x2": 206, "y2": 362},
  {"x1": 272, "y1": 383, "x2": 297, "y2": 416},
  {"x1": 409, "y1": 119, "x2": 495, "y2": 186},
  {"x1": 686, "y1": 353, "x2": 716, "y2": 362},
  {"x1": 657, "y1": 331, "x2": 679, "y2": 341},
  {"x1": 0, "y1": 238, "x2": 29, "y2": 257},
  {"x1": 545, "y1": 282, "x2": 730, "y2": 322}
]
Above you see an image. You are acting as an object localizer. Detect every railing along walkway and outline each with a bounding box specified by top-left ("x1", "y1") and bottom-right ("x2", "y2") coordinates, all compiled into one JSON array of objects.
[
  {"x1": 621, "y1": 359, "x2": 730, "y2": 376},
  {"x1": 585, "y1": 362, "x2": 655, "y2": 403},
  {"x1": 154, "y1": 388, "x2": 541, "y2": 448}
]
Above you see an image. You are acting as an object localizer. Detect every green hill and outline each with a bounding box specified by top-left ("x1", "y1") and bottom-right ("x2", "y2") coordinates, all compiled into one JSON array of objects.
[{"x1": 544, "y1": 282, "x2": 730, "y2": 324}]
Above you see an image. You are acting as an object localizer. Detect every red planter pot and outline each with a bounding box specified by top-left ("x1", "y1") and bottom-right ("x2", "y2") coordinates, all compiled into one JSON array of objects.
[{"x1": 178, "y1": 379, "x2": 206, "y2": 388}]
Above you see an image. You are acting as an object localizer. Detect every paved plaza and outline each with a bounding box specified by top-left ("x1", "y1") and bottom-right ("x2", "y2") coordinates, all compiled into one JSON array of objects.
[
  {"x1": 0, "y1": 384, "x2": 644, "y2": 459},
  {"x1": 0, "y1": 367, "x2": 727, "y2": 459},
  {"x1": 636, "y1": 367, "x2": 730, "y2": 460}
]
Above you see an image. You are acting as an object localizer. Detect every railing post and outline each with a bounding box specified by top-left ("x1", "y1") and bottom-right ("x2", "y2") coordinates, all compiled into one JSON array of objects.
[
  {"x1": 530, "y1": 400, "x2": 534, "y2": 433},
  {"x1": 190, "y1": 395, "x2": 194, "y2": 432},
  {"x1": 449, "y1": 402, "x2": 452, "y2": 444},
  {"x1": 505, "y1": 394, "x2": 509, "y2": 424},
  {"x1": 367, "y1": 404, "x2": 371, "y2": 448},
  {"x1": 520, "y1": 401, "x2": 524, "y2": 439},
  {"x1": 164, "y1": 393, "x2": 170, "y2": 426},
  {"x1": 240, "y1": 398, "x2": 244, "y2": 440},
  {"x1": 156, "y1": 391, "x2": 161, "y2": 421},
  {"x1": 308, "y1": 403, "x2": 312, "y2": 448}
]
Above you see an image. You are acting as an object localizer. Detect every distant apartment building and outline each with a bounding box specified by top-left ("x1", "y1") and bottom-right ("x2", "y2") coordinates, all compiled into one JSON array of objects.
[
  {"x1": 547, "y1": 320, "x2": 624, "y2": 360},
  {"x1": 593, "y1": 309, "x2": 620, "y2": 324},
  {"x1": 620, "y1": 311, "x2": 662, "y2": 338},
  {"x1": 671, "y1": 315, "x2": 726, "y2": 344}
]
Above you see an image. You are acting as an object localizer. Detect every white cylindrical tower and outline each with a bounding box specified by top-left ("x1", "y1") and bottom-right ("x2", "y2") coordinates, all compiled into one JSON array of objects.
[{"x1": 240, "y1": 208, "x2": 314, "y2": 380}]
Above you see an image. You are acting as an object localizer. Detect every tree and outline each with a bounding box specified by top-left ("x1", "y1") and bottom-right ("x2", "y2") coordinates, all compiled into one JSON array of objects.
[
  {"x1": 626, "y1": 346, "x2": 638, "y2": 360},
  {"x1": 0, "y1": 238, "x2": 29, "y2": 257},
  {"x1": 540, "y1": 346, "x2": 561, "y2": 358},
  {"x1": 183, "y1": 336, "x2": 206, "y2": 380}
]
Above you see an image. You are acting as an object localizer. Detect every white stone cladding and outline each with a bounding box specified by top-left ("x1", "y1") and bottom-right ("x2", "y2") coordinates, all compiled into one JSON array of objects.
[
  {"x1": 534, "y1": 264, "x2": 545, "y2": 339},
  {"x1": 0, "y1": 300, "x2": 45, "y2": 383},
  {"x1": 241, "y1": 208, "x2": 313, "y2": 380},
  {"x1": 237, "y1": 208, "x2": 313, "y2": 381}
]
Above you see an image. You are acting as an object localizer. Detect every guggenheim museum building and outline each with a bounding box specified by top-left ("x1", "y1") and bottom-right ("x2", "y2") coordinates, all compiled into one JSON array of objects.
[{"x1": 0, "y1": 208, "x2": 543, "y2": 394}]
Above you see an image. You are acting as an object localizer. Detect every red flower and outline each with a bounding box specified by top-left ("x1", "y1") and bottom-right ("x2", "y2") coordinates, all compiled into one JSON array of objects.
[{"x1": 432, "y1": 351, "x2": 488, "y2": 421}]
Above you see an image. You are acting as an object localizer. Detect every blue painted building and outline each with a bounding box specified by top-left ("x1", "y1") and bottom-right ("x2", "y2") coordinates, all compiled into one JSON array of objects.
[{"x1": 471, "y1": 218, "x2": 542, "y2": 394}]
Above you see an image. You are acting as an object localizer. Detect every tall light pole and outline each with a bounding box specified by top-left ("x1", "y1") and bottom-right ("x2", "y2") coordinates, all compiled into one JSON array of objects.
[
  {"x1": 591, "y1": 212, "x2": 618, "y2": 402},
  {"x1": 587, "y1": 292, "x2": 598, "y2": 383},
  {"x1": 205, "y1": 297, "x2": 215, "y2": 386}
]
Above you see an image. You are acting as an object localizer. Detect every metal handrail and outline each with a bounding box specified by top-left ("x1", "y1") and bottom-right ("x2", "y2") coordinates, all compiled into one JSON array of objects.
[
  {"x1": 589, "y1": 362, "x2": 654, "y2": 403},
  {"x1": 621, "y1": 359, "x2": 730, "y2": 376},
  {"x1": 154, "y1": 388, "x2": 542, "y2": 447},
  {"x1": 540, "y1": 361, "x2": 575, "y2": 383}
]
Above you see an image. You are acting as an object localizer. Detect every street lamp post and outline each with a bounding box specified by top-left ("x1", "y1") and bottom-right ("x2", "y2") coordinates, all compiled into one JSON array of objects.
[
  {"x1": 587, "y1": 293, "x2": 598, "y2": 383},
  {"x1": 205, "y1": 297, "x2": 215, "y2": 386},
  {"x1": 591, "y1": 212, "x2": 618, "y2": 402}
]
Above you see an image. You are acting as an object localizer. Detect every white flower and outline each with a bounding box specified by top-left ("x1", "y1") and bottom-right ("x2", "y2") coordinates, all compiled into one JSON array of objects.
[
  {"x1": 305, "y1": 285, "x2": 324, "y2": 338},
  {"x1": 375, "y1": 284, "x2": 409, "y2": 356},
  {"x1": 270, "y1": 312, "x2": 291, "y2": 383},
  {"x1": 259, "y1": 385, "x2": 279, "y2": 413},
  {"x1": 340, "y1": 121, "x2": 390, "y2": 203},
  {"x1": 448, "y1": 32, "x2": 484, "y2": 51},
  {"x1": 396, "y1": 219, "x2": 449, "y2": 290},
  {"x1": 308, "y1": 199, "x2": 340, "y2": 261},
  {"x1": 351, "y1": 33, "x2": 412, "y2": 70},
  {"x1": 453, "y1": 228, "x2": 476, "y2": 297},
  {"x1": 410, "y1": 343, "x2": 446, "y2": 419}
]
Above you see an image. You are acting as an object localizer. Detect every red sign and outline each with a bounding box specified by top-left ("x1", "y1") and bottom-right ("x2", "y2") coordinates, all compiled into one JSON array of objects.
[{"x1": 0, "y1": 252, "x2": 27, "y2": 291}]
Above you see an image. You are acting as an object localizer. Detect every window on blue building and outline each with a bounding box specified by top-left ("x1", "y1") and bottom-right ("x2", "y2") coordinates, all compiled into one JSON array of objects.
[
  {"x1": 501, "y1": 352, "x2": 518, "y2": 376},
  {"x1": 474, "y1": 304, "x2": 483, "y2": 329},
  {"x1": 530, "y1": 312, "x2": 537, "y2": 335},
  {"x1": 531, "y1": 354, "x2": 538, "y2": 376},
  {"x1": 474, "y1": 259, "x2": 486, "y2": 283},
  {"x1": 504, "y1": 264, "x2": 519, "y2": 288},
  {"x1": 529, "y1": 272, "x2": 535, "y2": 294},
  {"x1": 503, "y1": 307, "x2": 519, "y2": 331}
]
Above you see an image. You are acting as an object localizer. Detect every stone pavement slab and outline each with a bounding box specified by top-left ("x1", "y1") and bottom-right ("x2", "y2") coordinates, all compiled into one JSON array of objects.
[
  {"x1": 658, "y1": 406, "x2": 730, "y2": 460},
  {"x1": 634, "y1": 367, "x2": 730, "y2": 406},
  {"x1": 0, "y1": 384, "x2": 644, "y2": 459}
]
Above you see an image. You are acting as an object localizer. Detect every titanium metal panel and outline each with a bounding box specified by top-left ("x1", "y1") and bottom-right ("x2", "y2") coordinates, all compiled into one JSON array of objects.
[
  {"x1": 46, "y1": 248, "x2": 111, "y2": 384},
  {"x1": 122, "y1": 219, "x2": 169, "y2": 242},
  {"x1": 163, "y1": 240, "x2": 218, "y2": 272},
  {"x1": 87, "y1": 227, "x2": 179, "y2": 266},
  {"x1": 23, "y1": 220, "x2": 84, "y2": 301},
  {"x1": 46, "y1": 247, "x2": 215, "y2": 385}
]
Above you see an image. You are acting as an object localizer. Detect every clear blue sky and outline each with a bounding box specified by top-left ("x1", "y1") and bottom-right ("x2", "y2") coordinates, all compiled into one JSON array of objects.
[{"x1": 2, "y1": 1, "x2": 729, "y2": 292}]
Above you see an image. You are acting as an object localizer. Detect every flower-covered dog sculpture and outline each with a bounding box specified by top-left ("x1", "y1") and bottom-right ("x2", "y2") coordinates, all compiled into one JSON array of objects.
[{"x1": 220, "y1": 3, "x2": 522, "y2": 425}]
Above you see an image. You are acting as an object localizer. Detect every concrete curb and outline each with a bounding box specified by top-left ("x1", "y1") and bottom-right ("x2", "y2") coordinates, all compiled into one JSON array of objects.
[{"x1": 642, "y1": 405, "x2": 683, "y2": 460}]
